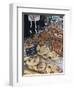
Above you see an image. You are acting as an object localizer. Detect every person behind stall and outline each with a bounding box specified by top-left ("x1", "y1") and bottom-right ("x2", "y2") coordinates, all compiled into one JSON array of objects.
[
  {"x1": 28, "y1": 15, "x2": 40, "y2": 35},
  {"x1": 36, "y1": 20, "x2": 40, "y2": 32}
]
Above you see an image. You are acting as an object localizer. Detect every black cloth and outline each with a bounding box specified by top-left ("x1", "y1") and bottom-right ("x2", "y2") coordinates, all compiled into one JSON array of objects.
[{"x1": 24, "y1": 15, "x2": 30, "y2": 38}]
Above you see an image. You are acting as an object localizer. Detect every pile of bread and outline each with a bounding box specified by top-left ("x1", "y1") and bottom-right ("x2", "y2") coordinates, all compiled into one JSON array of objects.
[
  {"x1": 48, "y1": 25, "x2": 63, "y2": 57},
  {"x1": 24, "y1": 24, "x2": 63, "y2": 75},
  {"x1": 24, "y1": 55, "x2": 63, "y2": 74},
  {"x1": 36, "y1": 41, "x2": 59, "y2": 60},
  {"x1": 31, "y1": 24, "x2": 63, "y2": 57}
]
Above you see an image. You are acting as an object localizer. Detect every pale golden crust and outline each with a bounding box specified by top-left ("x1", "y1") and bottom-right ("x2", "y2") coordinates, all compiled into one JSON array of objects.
[{"x1": 26, "y1": 56, "x2": 40, "y2": 66}]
